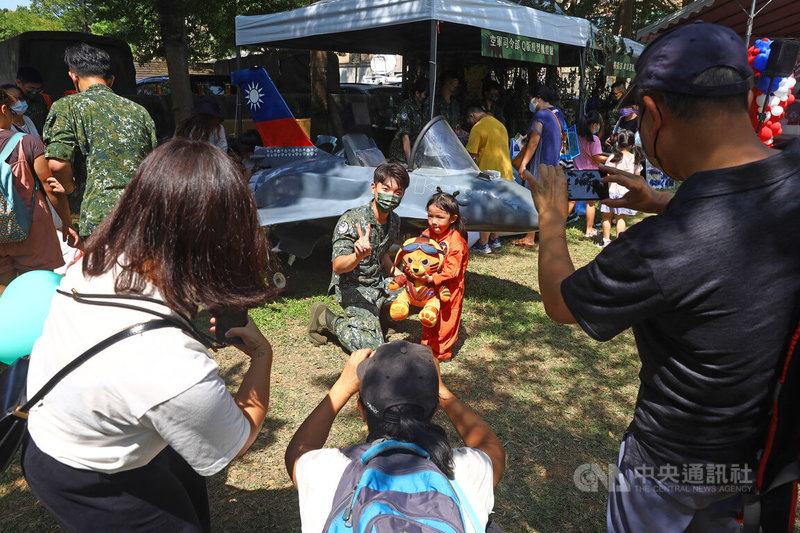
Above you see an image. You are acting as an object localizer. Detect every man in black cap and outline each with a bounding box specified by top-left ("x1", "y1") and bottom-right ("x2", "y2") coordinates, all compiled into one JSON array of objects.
[
  {"x1": 285, "y1": 341, "x2": 505, "y2": 532},
  {"x1": 527, "y1": 23, "x2": 800, "y2": 531}
]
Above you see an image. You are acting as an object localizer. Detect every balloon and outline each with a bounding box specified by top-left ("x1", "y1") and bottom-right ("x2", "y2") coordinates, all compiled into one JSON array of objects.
[
  {"x1": 769, "y1": 96, "x2": 780, "y2": 107},
  {"x1": 0, "y1": 270, "x2": 62, "y2": 364},
  {"x1": 759, "y1": 126, "x2": 772, "y2": 141},
  {"x1": 753, "y1": 55, "x2": 768, "y2": 72},
  {"x1": 788, "y1": 94, "x2": 796, "y2": 105},
  {"x1": 756, "y1": 94, "x2": 767, "y2": 107},
  {"x1": 770, "y1": 122, "x2": 782, "y2": 133},
  {"x1": 771, "y1": 106, "x2": 783, "y2": 117},
  {"x1": 787, "y1": 77, "x2": 797, "y2": 89}
]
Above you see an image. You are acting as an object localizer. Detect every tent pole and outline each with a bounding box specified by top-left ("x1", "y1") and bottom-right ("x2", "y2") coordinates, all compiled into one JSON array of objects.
[
  {"x1": 579, "y1": 43, "x2": 587, "y2": 121},
  {"x1": 235, "y1": 45, "x2": 243, "y2": 138},
  {"x1": 429, "y1": 19, "x2": 438, "y2": 121},
  {"x1": 745, "y1": 0, "x2": 757, "y2": 47}
]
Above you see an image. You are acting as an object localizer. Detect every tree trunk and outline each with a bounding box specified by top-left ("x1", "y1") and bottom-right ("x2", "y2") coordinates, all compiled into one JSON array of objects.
[
  {"x1": 309, "y1": 50, "x2": 329, "y2": 141},
  {"x1": 612, "y1": 0, "x2": 634, "y2": 38},
  {"x1": 156, "y1": 0, "x2": 193, "y2": 128}
]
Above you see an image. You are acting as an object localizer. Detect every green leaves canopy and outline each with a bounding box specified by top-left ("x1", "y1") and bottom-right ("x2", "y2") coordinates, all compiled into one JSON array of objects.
[{"x1": 2, "y1": 0, "x2": 309, "y2": 63}]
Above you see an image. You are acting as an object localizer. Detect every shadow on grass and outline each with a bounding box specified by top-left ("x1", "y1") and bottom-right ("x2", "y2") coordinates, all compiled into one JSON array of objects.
[
  {"x1": 449, "y1": 265, "x2": 638, "y2": 531},
  {"x1": 0, "y1": 238, "x2": 642, "y2": 533},
  {"x1": 208, "y1": 485, "x2": 299, "y2": 532}
]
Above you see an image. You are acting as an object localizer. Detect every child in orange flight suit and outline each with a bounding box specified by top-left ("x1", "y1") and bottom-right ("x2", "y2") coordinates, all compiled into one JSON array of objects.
[{"x1": 421, "y1": 190, "x2": 469, "y2": 361}]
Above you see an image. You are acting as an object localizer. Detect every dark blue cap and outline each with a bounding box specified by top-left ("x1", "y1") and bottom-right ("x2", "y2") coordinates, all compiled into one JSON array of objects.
[
  {"x1": 620, "y1": 23, "x2": 753, "y2": 106},
  {"x1": 357, "y1": 340, "x2": 439, "y2": 420}
]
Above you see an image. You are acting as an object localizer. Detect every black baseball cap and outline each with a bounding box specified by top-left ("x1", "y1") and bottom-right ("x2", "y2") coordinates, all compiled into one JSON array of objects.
[
  {"x1": 619, "y1": 22, "x2": 753, "y2": 107},
  {"x1": 357, "y1": 340, "x2": 439, "y2": 419}
]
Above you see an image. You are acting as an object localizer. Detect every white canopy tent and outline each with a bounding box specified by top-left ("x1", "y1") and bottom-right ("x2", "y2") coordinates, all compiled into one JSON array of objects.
[
  {"x1": 235, "y1": 0, "x2": 643, "y2": 119},
  {"x1": 236, "y1": 0, "x2": 594, "y2": 50}
]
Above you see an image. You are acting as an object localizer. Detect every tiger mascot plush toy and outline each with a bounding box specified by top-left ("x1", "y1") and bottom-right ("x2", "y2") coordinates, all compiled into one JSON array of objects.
[{"x1": 388, "y1": 236, "x2": 451, "y2": 328}]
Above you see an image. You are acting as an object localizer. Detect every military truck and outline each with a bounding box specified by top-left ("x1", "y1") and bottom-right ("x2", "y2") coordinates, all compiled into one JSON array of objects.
[{"x1": 0, "y1": 31, "x2": 137, "y2": 98}]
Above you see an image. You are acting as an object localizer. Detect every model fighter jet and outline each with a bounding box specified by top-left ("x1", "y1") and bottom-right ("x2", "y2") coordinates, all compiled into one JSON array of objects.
[{"x1": 231, "y1": 68, "x2": 539, "y2": 259}]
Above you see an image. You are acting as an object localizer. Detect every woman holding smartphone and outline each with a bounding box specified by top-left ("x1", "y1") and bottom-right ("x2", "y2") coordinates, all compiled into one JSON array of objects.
[{"x1": 22, "y1": 139, "x2": 274, "y2": 533}]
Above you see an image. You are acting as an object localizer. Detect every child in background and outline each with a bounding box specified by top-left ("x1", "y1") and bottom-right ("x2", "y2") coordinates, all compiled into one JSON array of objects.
[
  {"x1": 572, "y1": 110, "x2": 608, "y2": 238},
  {"x1": 599, "y1": 130, "x2": 642, "y2": 248},
  {"x1": 420, "y1": 190, "x2": 469, "y2": 361}
]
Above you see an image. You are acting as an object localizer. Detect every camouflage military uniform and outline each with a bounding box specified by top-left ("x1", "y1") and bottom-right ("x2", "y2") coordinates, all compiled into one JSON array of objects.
[
  {"x1": 433, "y1": 96, "x2": 461, "y2": 130},
  {"x1": 388, "y1": 98, "x2": 426, "y2": 165},
  {"x1": 329, "y1": 202, "x2": 401, "y2": 352},
  {"x1": 43, "y1": 84, "x2": 157, "y2": 235}
]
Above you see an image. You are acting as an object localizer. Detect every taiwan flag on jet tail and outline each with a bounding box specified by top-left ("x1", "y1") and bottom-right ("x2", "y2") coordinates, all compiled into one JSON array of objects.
[{"x1": 231, "y1": 67, "x2": 313, "y2": 148}]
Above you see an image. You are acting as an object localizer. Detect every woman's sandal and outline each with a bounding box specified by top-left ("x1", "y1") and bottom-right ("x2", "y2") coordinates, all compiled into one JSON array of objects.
[{"x1": 511, "y1": 239, "x2": 537, "y2": 248}]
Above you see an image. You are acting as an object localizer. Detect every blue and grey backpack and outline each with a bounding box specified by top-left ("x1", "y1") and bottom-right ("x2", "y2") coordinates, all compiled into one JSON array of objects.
[{"x1": 323, "y1": 439, "x2": 485, "y2": 533}]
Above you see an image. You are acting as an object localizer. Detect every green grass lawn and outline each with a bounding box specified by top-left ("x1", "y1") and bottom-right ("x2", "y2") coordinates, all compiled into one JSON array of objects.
[{"x1": 0, "y1": 217, "x2": 646, "y2": 533}]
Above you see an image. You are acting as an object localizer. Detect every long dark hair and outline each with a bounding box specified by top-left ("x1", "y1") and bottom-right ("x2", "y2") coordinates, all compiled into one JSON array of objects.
[
  {"x1": 576, "y1": 110, "x2": 602, "y2": 142},
  {"x1": 83, "y1": 138, "x2": 272, "y2": 316},
  {"x1": 0, "y1": 87, "x2": 13, "y2": 108},
  {"x1": 609, "y1": 129, "x2": 643, "y2": 168},
  {"x1": 364, "y1": 403, "x2": 455, "y2": 479},
  {"x1": 426, "y1": 190, "x2": 466, "y2": 240},
  {"x1": 175, "y1": 114, "x2": 222, "y2": 143}
]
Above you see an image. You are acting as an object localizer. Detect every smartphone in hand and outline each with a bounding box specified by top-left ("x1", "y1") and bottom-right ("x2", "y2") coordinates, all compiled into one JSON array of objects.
[
  {"x1": 214, "y1": 309, "x2": 248, "y2": 345},
  {"x1": 565, "y1": 169, "x2": 610, "y2": 201}
]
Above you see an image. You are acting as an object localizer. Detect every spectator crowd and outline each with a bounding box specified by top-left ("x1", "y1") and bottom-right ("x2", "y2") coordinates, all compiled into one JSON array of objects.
[{"x1": 2, "y1": 23, "x2": 800, "y2": 533}]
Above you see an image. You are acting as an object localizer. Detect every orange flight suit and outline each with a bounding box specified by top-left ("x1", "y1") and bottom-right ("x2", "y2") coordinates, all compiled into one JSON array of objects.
[{"x1": 421, "y1": 227, "x2": 468, "y2": 360}]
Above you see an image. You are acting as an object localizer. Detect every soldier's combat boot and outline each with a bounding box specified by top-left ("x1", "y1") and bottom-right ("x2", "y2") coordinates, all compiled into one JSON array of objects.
[{"x1": 308, "y1": 302, "x2": 338, "y2": 346}]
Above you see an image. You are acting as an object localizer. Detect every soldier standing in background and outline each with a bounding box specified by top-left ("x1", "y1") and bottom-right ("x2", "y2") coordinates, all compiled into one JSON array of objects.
[
  {"x1": 388, "y1": 79, "x2": 428, "y2": 165},
  {"x1": 15, "y1": 66, "x2": 51, "y2": 134},
  {"x1": 433, "y1": 71, "x2": 466, "y2": 141},
  {"x1": 44, "y1": 43, "x2": 157, "y2": 238}
]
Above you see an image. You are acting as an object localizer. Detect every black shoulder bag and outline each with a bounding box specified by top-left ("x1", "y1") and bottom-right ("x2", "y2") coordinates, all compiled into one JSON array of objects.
[
  {"x1": 0, "y1": 320, "x2": 174, "y2": 472},
  {"x1": 0, "y1": 290, "x2": 219, "y2": 473}
]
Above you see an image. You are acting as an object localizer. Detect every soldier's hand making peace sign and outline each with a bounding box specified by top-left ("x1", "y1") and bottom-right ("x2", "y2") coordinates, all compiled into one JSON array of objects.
[{"x1": 353, "y1": 224, "x2": 372, "y2": 260}]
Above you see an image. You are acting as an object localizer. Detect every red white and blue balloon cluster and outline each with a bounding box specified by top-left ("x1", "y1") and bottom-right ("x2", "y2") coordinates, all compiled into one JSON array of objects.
[{"x1": 748, "y1": 38, "x2": 796, "y2": 145}]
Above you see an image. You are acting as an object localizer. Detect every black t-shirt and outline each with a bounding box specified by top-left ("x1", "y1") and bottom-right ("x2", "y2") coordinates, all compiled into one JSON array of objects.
[{"x1": 562, "y1": 140, "x2": 800, "y2": 468}]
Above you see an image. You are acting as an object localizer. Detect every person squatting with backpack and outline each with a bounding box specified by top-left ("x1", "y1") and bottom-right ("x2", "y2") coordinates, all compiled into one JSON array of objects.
[{"x1": 285, "y1": 340, "x2": 506, "y2": 532}]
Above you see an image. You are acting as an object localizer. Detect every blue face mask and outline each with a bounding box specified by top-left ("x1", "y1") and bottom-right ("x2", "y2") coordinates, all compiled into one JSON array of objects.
[
  {"x1": 528, "y1": 98, "x2": 538, "y2": 113},
  {"x1": 592, "y1": 125, "x2": 600, "y2": 135},
  {"x1": 11, "y1": 100, "x2": 28, "y2": 115}
]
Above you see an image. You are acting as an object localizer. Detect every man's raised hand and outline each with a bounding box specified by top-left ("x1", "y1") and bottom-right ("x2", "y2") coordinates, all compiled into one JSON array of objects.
[
  {"x1": 526, "y1": 164, "x2": 569, "y2": 222},
  {"x1": 599, "y1": 164, "x2": 673, "y2": 214},
  {"x1": 353, "y1": 224, "x2": 372, "y2": 260}
]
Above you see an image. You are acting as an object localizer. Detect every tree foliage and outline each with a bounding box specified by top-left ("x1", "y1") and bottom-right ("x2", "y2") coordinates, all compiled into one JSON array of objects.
[
  {"x1": 30, "y1": 0, "x2": 92, "y2": 33},
  {"x1": 0, "y1": 7, "x2": 64, "y2": 41},
  {"x1": 95, "y1": 0, "x2": 310, "y2": 63},
  {"x1": 2, "y1": 0, "x2": 309, "y2": 63},
  {"x1": 513, "y1": 0, "x2": 681, "y2": 38}
]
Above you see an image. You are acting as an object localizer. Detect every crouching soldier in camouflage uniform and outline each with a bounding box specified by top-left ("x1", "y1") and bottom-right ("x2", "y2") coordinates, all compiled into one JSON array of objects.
[
  {"x1": 308, "y1": 163, "x2": 409, "y2": 352},
  {"x1": 44, "y1": 43, "x2": 157, "y2": 237}
]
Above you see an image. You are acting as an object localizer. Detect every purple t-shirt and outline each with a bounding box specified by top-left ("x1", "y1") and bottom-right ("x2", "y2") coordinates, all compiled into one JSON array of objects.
[
  {"x1": 574, "y1": 135, "x2": 602, "y2": 170},
  {"x1": 527, "y1": 107, "x2": 565, "y2": 178}
]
